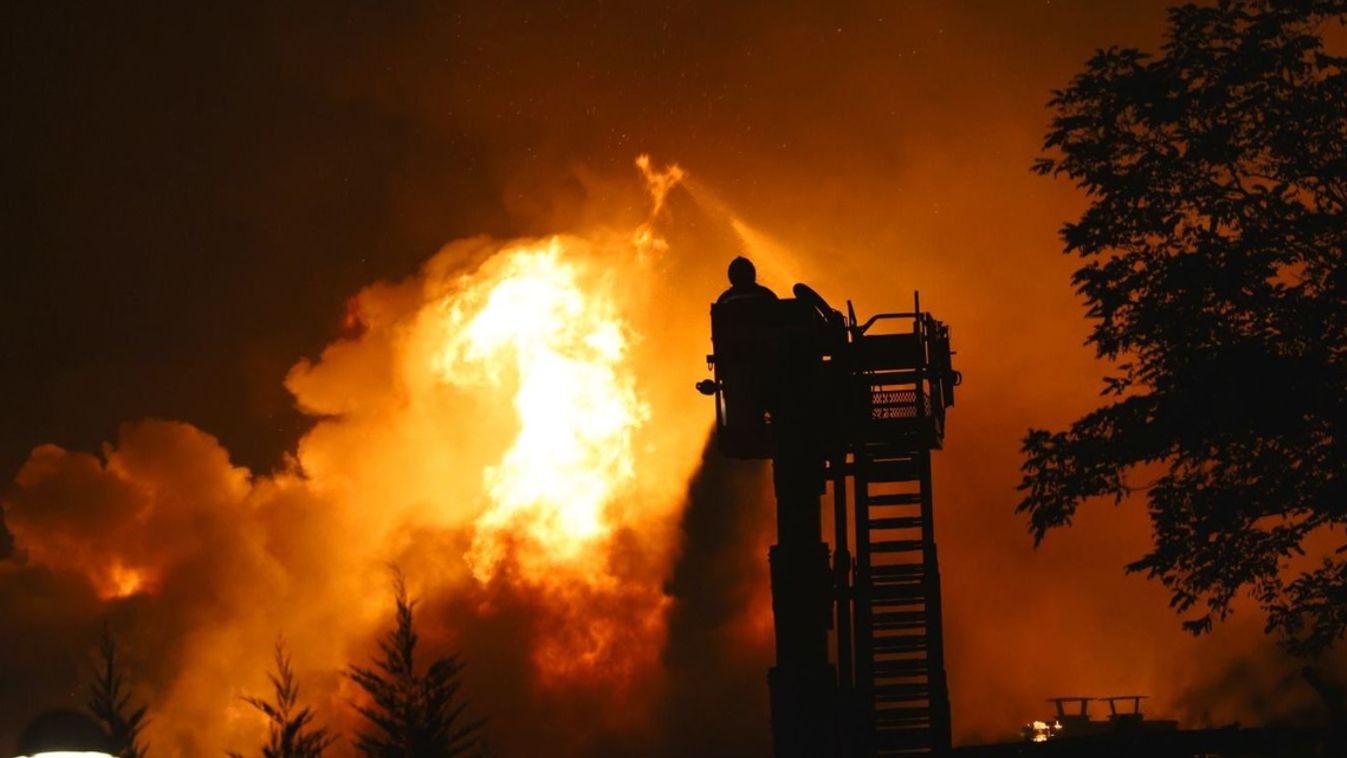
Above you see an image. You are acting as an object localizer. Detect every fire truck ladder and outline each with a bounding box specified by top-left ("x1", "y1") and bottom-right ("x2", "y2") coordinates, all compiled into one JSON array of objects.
[
  {"x1": 700, "y1": 286, "x2": 958, "y2": 758},
  {"x1": 841, "y1": 303, "x2": 954, "y2": 756}
]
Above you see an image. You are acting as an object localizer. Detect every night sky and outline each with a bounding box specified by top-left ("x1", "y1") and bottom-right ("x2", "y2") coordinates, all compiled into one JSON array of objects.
[{"x1": 3, "y1": 2, "x2": 1337, "y2": 755}]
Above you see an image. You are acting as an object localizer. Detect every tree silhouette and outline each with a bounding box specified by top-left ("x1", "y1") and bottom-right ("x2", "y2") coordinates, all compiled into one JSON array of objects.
[
  {"x1": 87, "y1": 623, "x2": 148, "y2": 758},
  {"x1": 347, "y1": 570, "x2": 483, "y2": 757},
  {"x1": 229, "y1": 642, "x2": 336, "y2": 758},
  {"x1": 1021, "y1": 0, "x2": 1347, "y2": 654}
]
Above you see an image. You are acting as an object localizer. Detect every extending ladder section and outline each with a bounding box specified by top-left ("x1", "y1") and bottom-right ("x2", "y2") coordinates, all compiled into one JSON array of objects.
[{"x1": 850, "y1": 448, "x2": 951, "y2": 754}]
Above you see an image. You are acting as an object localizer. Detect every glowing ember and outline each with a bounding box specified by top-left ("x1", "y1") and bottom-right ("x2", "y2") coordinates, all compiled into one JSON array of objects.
[
  {"x1": 103, "y1": 562, "x2": 147, "y2": 599},
  {"x1": 1023, "y1": 719, "x2": 1063, "y2": 743}
]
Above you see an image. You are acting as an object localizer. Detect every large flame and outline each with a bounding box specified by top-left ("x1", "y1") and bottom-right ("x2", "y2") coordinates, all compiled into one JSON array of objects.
[
  {"x1": 435, "y1": 240, "x2": 647, "y2": 583},
  {"x1": 426, "y1": 236, "x2": 671, "y2": 688}
]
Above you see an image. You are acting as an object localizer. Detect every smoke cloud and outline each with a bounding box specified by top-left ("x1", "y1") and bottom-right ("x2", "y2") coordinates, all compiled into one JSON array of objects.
[
  {"x1": 654, "y1": 441, "x2": 776, "y2": 756},
  {"x1": 0, "y1": 183, "x2": 724, "y2": 754}
]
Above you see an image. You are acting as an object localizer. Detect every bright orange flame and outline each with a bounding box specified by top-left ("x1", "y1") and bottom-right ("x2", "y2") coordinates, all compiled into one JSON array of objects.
[
  {"x1": 635, "y1": 153, "x2": 685, "y2": 220},
  {"x1": 632, "y1": 154, "x2": 685, "y2": 259},
  {"x1": 1024, "y1": 719, "x2": 1063, "y2": 743},
  {"x1": 434, "y1": 238, "x2": 648, "y2": 582},
  {"x1": 419, "y1": 176, "x2": 699, "y2": 686},
  {"x1": 101, "y1": 562, "x2": 147, "y2": 600}
]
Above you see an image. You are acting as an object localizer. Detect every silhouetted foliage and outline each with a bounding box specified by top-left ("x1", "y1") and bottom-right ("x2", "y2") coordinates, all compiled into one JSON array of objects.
[
  {"x1": 348, "y1": 570, "x2": 483, "y2": 757},
  {"x1": 1022, "y1": 0, "x2": 1347, "y2": 655},
  {"x1": 87, "y1": 624, "x2": 148, "y2": 758},
  {"x1": 229, "y1": 642, "x2": 336, "y2": 758}
]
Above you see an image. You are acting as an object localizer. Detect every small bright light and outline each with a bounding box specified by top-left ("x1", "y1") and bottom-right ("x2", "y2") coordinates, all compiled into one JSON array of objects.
[{"x1": 1023, "y1": 719, "x2": 1064, "y2": 743}]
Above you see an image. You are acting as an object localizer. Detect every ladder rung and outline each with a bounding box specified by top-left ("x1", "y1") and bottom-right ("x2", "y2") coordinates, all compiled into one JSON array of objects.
[
  {"x1": 873, "y1": 611, "x2": 927, "y2": 630},
  {"x1": 874, "y1": 726, "x2": 933, "y2": 751},
  {"x1": 861, "y1": 441, "x2": 927, "y2": 460},
  {"x1": 875, "y1": 706, "x2": 932, "y2": 725},
  {"x1": 874, "y1": 635, "x2": 929, "y2": 653},
  {"x1": 872, "y1": 564, "x2": 925, "y2": 579},
  {"x1": 871, "y1": 539, "x2": 924, "y2": 553},
  {"x1": 870, "y1": 584, "x2": 929, "y2": 605},
  {"x1": 870, "y1": 516, "x2": 922, "y2": 530},
  {"x1": 875, "y1": 683, "x2": 931, "y2": 701},
  {"x1": 867, "y1": 493, "x2": 923, "y2": 507},
  {"x1": 874, "y1": 658, "x2": 930, "y2": 677},
  {"x1": 871, "y1": 576, "x2": 924, "y2": 590},
  {"x1": 876, "y1": 721, "x2": 933, "y2": 733},
  {"x1": 862, "y1": 459, "x2": 921, "y2": 482}
]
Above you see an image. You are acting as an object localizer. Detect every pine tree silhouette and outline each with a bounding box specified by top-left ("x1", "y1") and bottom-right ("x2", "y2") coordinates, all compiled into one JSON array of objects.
[
  {"x1": 87, "y1": 623, "x2": 148, "y2": 758},
  {"x1": 229, "y1": 642, "x2": 336, "y2": 758},
  {"x1": 347, "y1": 570, "x2": 483, "y2": 757}
]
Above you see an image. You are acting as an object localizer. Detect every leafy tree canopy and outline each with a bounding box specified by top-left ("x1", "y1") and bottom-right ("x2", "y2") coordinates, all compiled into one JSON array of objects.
[{"x1": 1021, "y1": 0, "x2": 1347, "y2": 655}]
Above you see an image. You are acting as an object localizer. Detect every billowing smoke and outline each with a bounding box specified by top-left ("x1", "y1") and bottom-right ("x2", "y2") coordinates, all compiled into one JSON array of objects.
[
  {"x1": 3, "y1": 420, "x2": 359, "y2": 751},
  {"x1": 653, "y1": 442, "x2": 776, "y2": 756},
  {"x1": 0, "y1": 160, "x2": 746, "y2": 755}
]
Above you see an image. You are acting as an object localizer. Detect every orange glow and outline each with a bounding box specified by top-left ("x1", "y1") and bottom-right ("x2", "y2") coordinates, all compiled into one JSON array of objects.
[
  {"x1": 1, "y1": 156, "x2": 716, "y2": 753},
  {"x1": 342, "y1": 295, "x2": 366, "y2": 334},
  {"x1": 1022, "y1": 719, "x2": 1064, "y2": 743},
  {"x1": 102, "y1": 562, "x2": 148, "y2": 599},
  {"x1": 633, "y1": 155, "x2": 685, "y2": 259}
]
